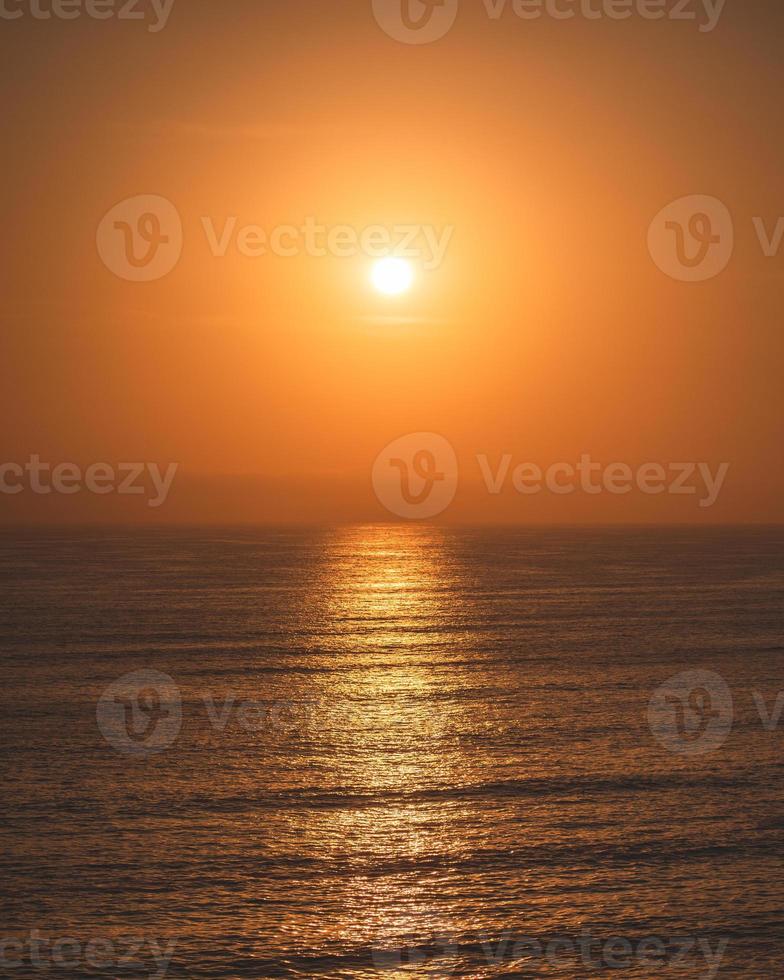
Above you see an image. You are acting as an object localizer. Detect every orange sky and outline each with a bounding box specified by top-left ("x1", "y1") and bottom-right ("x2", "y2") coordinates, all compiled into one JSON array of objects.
[{"x1": 1, "y1": 0, "x2": 782, "y2": 523}]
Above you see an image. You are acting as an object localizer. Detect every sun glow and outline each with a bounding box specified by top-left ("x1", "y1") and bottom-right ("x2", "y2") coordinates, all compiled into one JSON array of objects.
[{"x1": 371, "y1": 258, "x2": 414, "y2": 296}]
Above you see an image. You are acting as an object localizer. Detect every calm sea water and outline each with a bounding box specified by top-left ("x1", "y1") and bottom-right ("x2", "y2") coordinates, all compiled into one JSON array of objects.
[{"x1": 1, "y1": 525, "x2": 782, "y2": 978}]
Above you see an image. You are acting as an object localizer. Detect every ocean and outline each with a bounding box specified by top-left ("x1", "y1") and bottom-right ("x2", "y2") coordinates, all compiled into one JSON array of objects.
[{"x1": 1, "y1": 525, "x2": 782, "y2": 978}]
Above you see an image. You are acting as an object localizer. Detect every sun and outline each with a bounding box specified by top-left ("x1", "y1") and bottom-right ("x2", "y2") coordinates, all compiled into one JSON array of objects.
[{"x1": 371, "y1": 257, "x2": 414, "y2": 295}]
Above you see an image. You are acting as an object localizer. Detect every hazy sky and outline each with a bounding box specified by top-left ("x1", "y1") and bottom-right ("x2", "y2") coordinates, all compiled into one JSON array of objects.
[{"x1": 2, "y1": 0, "x2": 782, "y2": 522}]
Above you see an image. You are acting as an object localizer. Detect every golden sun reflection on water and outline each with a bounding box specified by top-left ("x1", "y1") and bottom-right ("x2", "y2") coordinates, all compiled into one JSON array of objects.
[
  {"x1": 279, "y1": 526, "x2": 471, "y2": 963},
  {"x1": 305, "y1": 525, "x2": 466, "y2": 789},
  {"x1": 314, "y1": 524, "x2": 457, "y2": 652}
]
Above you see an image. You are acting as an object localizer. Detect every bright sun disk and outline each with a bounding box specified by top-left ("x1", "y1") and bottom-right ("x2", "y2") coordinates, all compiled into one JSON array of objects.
[{"x1": 372, "y1": 257, "x2": 414, "y2": 295}]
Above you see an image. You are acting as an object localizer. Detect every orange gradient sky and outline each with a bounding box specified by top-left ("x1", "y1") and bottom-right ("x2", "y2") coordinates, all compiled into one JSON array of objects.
[{"x1": 1, "y1": 1, "x2": 783, "y2": 522}]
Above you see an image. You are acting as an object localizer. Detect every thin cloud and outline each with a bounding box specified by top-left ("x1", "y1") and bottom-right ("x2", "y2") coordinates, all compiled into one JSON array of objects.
[{"x1": 117, "y1": 119, "x2": 333, "y2": 142}]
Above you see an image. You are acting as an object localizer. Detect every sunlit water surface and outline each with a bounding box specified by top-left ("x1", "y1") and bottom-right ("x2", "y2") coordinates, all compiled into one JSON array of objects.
[{"x1": 1, "y1": 526, "x2": 783, "y2": 977}]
